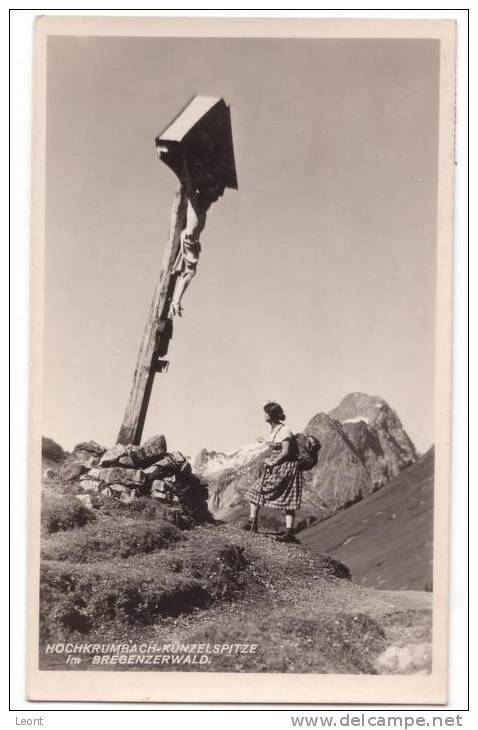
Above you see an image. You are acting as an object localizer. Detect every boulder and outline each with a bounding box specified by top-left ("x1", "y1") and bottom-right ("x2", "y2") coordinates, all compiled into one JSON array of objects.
[
  {"x1": 75, "y1": 494, "x2": 93, "y2": 509},
  {"x1": 72, "y1": 441, "x2": 106, "y2": 461},
  {"x1": 60, "y1": 461, "x2": 87, "y2": 483},
  {"x1": 143, "y1": 452, "x2": 191, "y2": 482},
  {"x1": 147, "y1": 456, "x2": 176, "y2": 479},
  {"x1": 81, "y1": 467, "x2": 101, "y2": 480},
  {"x1": 130, "y1": 434, "x2": 167, "y2": 468},
  {"x1": 98, "y1": 466, "x2": 146, "y2": 487},
  {"x1": 143, "y1": 433, "x2": 167, "y2": 455},
  {"x1": 120, "y1": 489, "x2": 137, "y2": 504},
  {"x1": 151, "y1": 479, "x2": 179, "y2": 503},
  {"x1": 170, "y1": 451, "x2": 192, "y2": 476},
  {"x1": 151, "y1": 479, "x2": 167, "y2": 496},
  {"x1": 99, "y1": 444, "x2": 128, "y2": 467},
  {"x1": 143, "y1": 464, "x2": 164, "y2": 479},
  {"x1": 59, "y1": 442, "x2": 106, "y2": 483},
  {"x1": 118, "y1": 455, "x2": 136, "y2": 467},
  {"x1": 80, "y1": 479, "x2": 101, "y2": 493},
  {"x1": 109, "y1": 483, "x2": 130, "y2": 494}
]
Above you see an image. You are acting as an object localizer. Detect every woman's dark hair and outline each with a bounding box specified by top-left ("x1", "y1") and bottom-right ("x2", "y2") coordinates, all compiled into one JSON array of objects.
[{"x1": 264, "y1": 401, "x2": 286, "y2": 423}]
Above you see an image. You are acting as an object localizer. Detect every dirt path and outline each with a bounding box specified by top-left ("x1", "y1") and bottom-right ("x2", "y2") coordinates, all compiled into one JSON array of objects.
[{"x1": 146, "y1": 566, "x2": 432, "y2": 673}]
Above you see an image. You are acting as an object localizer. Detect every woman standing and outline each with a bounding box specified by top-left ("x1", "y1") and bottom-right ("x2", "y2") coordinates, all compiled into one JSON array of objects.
[{"x1": 243, "y1": 401, "x2": 303, "y2": 543}]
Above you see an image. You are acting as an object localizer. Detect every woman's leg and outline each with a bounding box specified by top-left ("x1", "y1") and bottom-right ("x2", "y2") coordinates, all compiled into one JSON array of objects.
[
  {"x1": 276, "y1": 510, "x2": 295, "y2": 542},
  {"x1": 242, "y1": 502, "x2": 259, "y2": 531},
  {"x1": 250, "y1": 502, "x2": 259, "y2": 521},
  {"x1": 285, "y1": 509, "x2": 295, "y2": 530}
]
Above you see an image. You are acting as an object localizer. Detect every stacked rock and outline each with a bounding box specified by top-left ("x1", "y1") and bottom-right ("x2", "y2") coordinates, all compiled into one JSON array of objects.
[
  {"x1": 146, "y1": 452, "x2": 209, "y2": 518},
  {"x1": 59, "y1": 440, "x2": 106, "y2": 483},
  {"x1": 77, "y1": 435, "x2": 167, "y2": 502},
  {"x1": 75, "y1": 435, "x2": 210, "y2": 520}
]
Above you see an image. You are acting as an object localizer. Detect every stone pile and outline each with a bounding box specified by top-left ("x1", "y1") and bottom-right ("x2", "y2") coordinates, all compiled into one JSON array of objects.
[{"x1": 72, "y1": 435, "x2": 210, "y2": 520}]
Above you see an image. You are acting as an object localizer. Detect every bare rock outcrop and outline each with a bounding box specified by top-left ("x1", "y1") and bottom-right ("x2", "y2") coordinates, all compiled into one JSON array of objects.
[
  {"x1": 329, "y1": 392, "x2": 418, "y2": 480},
  {"x1": 302, "y1": 413, "x2": 373, "y2": 512},
  {"x1": 200, "y1": 393, "x2": 418, "y2": 521}
]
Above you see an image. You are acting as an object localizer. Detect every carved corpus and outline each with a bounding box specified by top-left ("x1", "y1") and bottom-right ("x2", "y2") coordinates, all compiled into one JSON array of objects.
[{"x1": 117, "y1": 96, "x2": 237, "y2": 445}]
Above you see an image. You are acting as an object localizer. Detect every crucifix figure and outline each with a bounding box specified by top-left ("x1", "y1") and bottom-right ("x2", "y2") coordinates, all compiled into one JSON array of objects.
[
  {"x1": 156, "y1": 98, "x2": 237, "y2": 316},
  {"x1": 165, "y1": 129, "x2": 227, "y2": 317},
  {"x1": 117, "y1": 96, "x2": 237, "y2": 446}
]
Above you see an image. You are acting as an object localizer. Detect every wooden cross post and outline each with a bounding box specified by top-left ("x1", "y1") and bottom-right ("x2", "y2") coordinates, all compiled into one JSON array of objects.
[
  {"x1": 116, "y1": 186, "x2": 187, "y2": 445},
  {"x1": 117, "y1": 95, "x2": 237, "y2": 446}
]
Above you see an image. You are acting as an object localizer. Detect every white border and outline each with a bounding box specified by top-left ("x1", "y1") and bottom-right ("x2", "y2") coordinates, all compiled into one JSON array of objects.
[{"x1": 8, "y1": 5, "x2": 469, "y2": 718}]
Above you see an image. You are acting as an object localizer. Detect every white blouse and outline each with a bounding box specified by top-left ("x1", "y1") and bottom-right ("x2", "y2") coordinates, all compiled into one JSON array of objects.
[{"x1": 270, "y1": 423, "x2": 293, "y2": 443}]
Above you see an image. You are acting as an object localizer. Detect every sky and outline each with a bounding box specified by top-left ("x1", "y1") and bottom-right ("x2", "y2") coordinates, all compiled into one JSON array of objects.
[{"x1": 43, "y1": 36, "x2": 439, "y2": 457}]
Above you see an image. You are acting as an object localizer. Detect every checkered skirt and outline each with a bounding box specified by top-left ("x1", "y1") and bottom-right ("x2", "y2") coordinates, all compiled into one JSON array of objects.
[{"x1": 245, "y1": 443, "x2": 303, "y2": 511}]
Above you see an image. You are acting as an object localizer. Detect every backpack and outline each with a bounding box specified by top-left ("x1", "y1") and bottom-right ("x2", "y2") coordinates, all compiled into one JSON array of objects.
[{"x1": 295, "y1": 433, "x2": 321, "y2": 471}]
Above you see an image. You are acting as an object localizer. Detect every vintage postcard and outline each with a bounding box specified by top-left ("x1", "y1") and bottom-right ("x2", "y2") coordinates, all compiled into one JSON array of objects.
[{"x1": 26, "y1": 16, "x2": 456, "y2": 703}]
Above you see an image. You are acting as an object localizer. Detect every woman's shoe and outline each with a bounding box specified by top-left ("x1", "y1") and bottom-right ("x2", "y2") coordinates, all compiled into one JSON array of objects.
[
  {"x1": 241, "y1": 518, "x2": 258, "y2": 533},
  {"x1": 276, "y1": 528, "x2": 295, "y2": 543}
]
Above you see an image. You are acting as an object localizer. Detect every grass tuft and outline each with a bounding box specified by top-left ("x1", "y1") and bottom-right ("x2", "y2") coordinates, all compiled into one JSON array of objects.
[
  {"x1": 41, "y1": 493, "x2": 96, "y2": 534},
  {"x1": 41, "y1": 518, "x2": 183, "y2": 563},
  {"x1": 185, "y1": 610, "x2": 387, "y2": 673}
]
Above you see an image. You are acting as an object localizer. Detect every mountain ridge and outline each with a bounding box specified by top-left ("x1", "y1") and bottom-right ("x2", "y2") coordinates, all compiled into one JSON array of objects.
[{"x1": 197, "y1": 392, "x2": 418, "y2": 521}]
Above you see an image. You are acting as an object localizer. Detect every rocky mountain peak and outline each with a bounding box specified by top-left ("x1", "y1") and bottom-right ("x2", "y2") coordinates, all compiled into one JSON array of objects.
[
  {"x1": 328, "y1": 392, "x2": 388, "y2": 426},
  {"x1": 329, "y1": 392, "x2": 418, "y2": 476},
  {"x1": 200, "y1": 392, "x2": 419, "y2": 522}
]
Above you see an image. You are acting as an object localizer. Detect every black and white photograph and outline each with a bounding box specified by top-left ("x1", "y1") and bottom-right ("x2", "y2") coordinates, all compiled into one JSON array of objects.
[{"x1": 25, "y1": 15, "x2": 456, "y2": 704}]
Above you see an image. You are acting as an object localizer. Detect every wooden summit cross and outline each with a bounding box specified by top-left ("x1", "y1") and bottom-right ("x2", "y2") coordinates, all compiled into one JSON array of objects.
[{"x1": 117, "y1": 95, "x2": 237, "y2": 445}]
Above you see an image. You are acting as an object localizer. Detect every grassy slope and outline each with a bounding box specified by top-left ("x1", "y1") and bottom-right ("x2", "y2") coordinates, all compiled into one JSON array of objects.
[
  {"x1": 40, "y1": 520, "x2": 432, "y2": 674},
  {"x1": 297, "y1": 449, "x2": 434, "y2": 591},
  {"x1": 39, "y1": 459, "x2": 433, "y2": 675}
]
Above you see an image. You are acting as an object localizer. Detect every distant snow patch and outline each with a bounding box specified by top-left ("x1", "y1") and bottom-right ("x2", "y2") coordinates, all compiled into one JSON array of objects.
[
  {"x1": 198, "y1": 441, "x2": 268, "y2": 476},
  {"x1": 342, "y1": 417, "x2": 370, "y2": 425}
]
